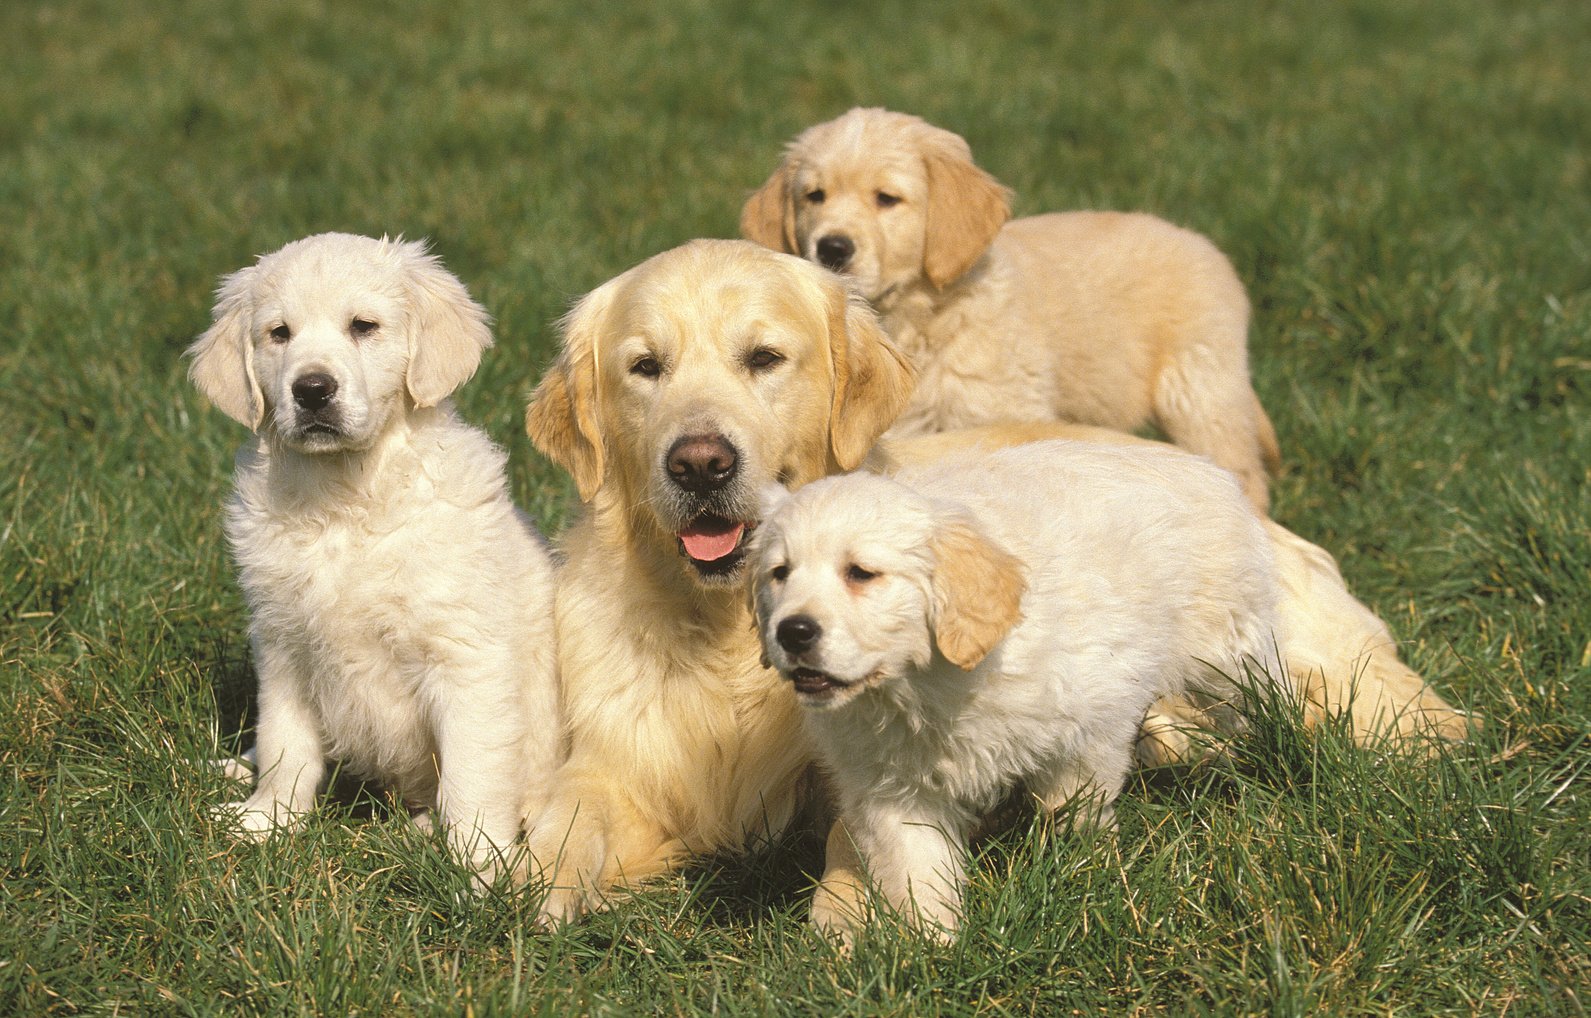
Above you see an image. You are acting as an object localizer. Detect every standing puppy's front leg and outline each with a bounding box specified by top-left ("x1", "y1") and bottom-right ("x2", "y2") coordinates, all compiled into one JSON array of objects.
[
  {"x1": 218, "y1": 636, "x2": 325, "y2": 837},
  {"x1": 850, "y1": 805, "x2": 970, "y2": 941},
  {"x1": 433, "y1": 658, "x2": 532, "y2": 881}
]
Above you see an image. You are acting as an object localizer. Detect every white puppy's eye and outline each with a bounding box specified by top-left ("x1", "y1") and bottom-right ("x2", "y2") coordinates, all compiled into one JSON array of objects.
[
  {"x1": 875, "y1": 191, "x2": 902, "y2": 209},
  {"x1": 846, "y1": 564, "x2": 879, "y2": 584},
  {"x1": 269, "y1": 324, "x2": 291, "y2": 343},
  {"x1": 805, "y1": 189, "x2": 826, "y2": 204},
  {"x1": 745, "y1": 347, "x2": 784, "y2": 372},
  {"x1": 769, "y1": 564, "x2": 790, "y2": 583},
  {"x1": 630, "y1": 355, "x2": 662, "y2": 379},
  {"x1": 350, "y1": 317, "x2": 379, "y2": 337}
]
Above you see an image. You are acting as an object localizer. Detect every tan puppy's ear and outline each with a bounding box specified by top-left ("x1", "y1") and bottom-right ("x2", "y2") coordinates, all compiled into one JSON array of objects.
[
  {"x1": 921, "y1": 136, "x2": 1012, "y2": 290},
  {"x1": 526, "y1": 280, "x2": 617, "y2": 502},
  {"x1": 740, "y1": 161, "x2": 798, "y2": 254},
  {"x1": 186, "y1": 265, "x2": 264, "y2": 429},
  {"x1": 400, "y1": 240, "x2": 494, "y2": 408},
  {"x1": 929, "y1": 517, "x2": 1026, "y2": 670},
  {"x1": 826, "y1": 284, "x2": 917, "y2": 469}
]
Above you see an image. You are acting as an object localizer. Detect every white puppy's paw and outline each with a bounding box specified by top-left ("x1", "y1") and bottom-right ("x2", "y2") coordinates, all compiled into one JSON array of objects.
[{"x1": 212, "y1": 797, "x2": 304, "y2": 841}]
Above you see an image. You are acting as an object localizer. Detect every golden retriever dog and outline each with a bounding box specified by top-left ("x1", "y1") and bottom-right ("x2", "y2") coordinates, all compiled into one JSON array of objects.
[
  {"x1": 523, "y1": 240, "x2": 1469, "y2": 930},
  {"x1": 752, "y1": 439, "x2": 1287, "y2": 938},
  {"x1": 188, "y1": 233, "x2": 559, "y2": 878},
  {"x1": 741, "y1": 106, "x2": 1280, "y2": 514},
  {"x1": 523, "y1": 239, "x2": 916, "y2": 922}
]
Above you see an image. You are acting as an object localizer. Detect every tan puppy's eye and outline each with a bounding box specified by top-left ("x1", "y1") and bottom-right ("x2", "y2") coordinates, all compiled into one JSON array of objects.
[
  {"x1": 875, "y1": 192, "x2": 902, "y2": 209},
  {"x1": 630, "y1": 355, "x2": 662, "y2": 378},
  {"x1": 350, "y1": 317, "x2": 379, "y2": 337},
  {"x1": 846, "y1": 564, "x2": 878, "y2": 584},
  {"x1": 805, "y1": 189, "x2": 826, "y2": 204},
  {"x1": 269, "y1": 324, "x2": 291, "y2": 343},
  {"x1": 769, "y1": 564, "x2": 790, "y2": 583},
  {"x1": 745, "y1": 347, "x2": 784, "y2": 372}
]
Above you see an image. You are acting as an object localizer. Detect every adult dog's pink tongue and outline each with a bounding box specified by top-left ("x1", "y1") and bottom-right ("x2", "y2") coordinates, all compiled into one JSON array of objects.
[{"x1": 680, "y1": 519, "x2": 745, "y2": 561}]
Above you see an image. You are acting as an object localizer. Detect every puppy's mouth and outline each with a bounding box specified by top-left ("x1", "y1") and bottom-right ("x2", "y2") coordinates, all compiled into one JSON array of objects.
[
  {"x1": 676, "y1": 513, "x2": 754, "y2": 577},
  {"x1": 788, "y1": 667, "x2": 852, "y2": 701}
]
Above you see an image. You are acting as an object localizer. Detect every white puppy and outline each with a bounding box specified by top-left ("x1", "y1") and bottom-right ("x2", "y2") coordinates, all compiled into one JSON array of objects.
[
  {"x1": 187, "y1": 232, "x2": 559, "y2": 878},
  {"x1": 752, "y1": 439, "x2": 1285, "y2": 937},
  {"x1": 742, "y1": 107, "x2": 1280, "y2": 514}
]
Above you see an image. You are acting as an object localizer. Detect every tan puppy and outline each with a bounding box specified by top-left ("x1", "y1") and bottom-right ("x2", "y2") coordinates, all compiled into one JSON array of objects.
[
  {"x1": 523, "y1": 239, "x2": 916, "y2": 923},
  {"x1": 741, "y1": 106, "x2": 1280, "y2": 514},
  {"x1": 188, "y1": 234, "x2": 560, "y2": 879}
]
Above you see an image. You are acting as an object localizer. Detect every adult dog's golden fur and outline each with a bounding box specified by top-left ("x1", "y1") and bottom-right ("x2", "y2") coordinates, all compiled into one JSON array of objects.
[
  {"x1": 523, "y1": 239, "x2": 915, "y2": 922},
  {"x1": 742, "y1": 106, "x2": 1280, "y2": 513}
]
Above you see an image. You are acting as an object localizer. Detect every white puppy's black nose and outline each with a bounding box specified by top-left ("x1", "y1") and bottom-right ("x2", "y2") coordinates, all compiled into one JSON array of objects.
[
  {"x1": 667, "y1": 434, "x2": 738, "y2": 494},
  {"x1": 776, "y1": 614, "x2": 821, "y2": 655},
  {"x1": 292, "y1": 373, "x2": 338, "y2": 411},
  {"x1": 815, "y1": 235, "x2": 854, "y2": 271}
]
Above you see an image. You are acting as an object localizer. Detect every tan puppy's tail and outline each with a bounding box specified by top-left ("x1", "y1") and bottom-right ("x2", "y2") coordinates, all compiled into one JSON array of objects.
[{"x1": 1266, "y1": 520, "x2": 1478, "y2": 749}]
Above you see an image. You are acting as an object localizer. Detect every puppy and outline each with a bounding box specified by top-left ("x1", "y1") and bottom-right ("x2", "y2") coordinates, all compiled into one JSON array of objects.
[
  {"x1": 742, "y1": 106, "x2": 1280, "y2": 514},
  {"x1": 752, "y1": 439, "x2": 1290, "y2": 938},
  {"x1": 187, "y1": 233, "x2": 559, "y2": 877}
]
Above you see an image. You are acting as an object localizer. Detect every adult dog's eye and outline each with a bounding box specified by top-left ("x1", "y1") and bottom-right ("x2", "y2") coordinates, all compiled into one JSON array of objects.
[
  {"x1": 846, "y1": 564, "x2": 878, "y2": 583},
  {"x1": 875, "y1": 192, "x2": 902, "y2": 209},
  {"x1": 769, "y1": 564, "x2": 790, "y2": 583},
  {"x1": 746, "y1": 347, "x2": 784, "y2": 371},
  {"x1": 630, "y1": 356, "x2": 662, "y2": 378},
  {"x1": 350, "y1": 318, "x2": 379, "y2": 337},
  {"x1": 805, "y1": 189, "x2": 826, "y2": 204},
  {"x1": 269, "y1": 325, "x2": 291, "y2": 343}
]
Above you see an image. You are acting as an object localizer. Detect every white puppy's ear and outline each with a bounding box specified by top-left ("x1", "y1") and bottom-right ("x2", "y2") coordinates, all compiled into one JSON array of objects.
[
  {"x1": 740, "y1": 160, "x2": 798, "y2": 254},
  {"x1": 526, "y1": 279, "x2": 618, "y2": 502},
  {"x1": 826, "y1": 282, "x2": 918, "y2": 470},
  {"x1": 186, "y1": 265, "x2": 264, "y2": 430},
  {"x1": 401, "y1": 241, "x2": 493, "y2": 408},
  {"x1": 921, "y1": 131, "x2": 1012, "y2": 290},
  {"x1": 929, "y1": 515, "x2": 1026, "y2": 671}
]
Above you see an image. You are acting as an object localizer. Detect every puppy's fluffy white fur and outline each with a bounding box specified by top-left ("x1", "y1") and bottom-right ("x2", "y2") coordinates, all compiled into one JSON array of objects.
[
  {"x1": 742, "y1": 106, "x2": 1280, "y2": 513},
  {"x1": 187, "y1": 232, "x2": 558, "y2": 876},
  {"x1": 753, "y1": 439, "x2": 1284, "y2": 936}
]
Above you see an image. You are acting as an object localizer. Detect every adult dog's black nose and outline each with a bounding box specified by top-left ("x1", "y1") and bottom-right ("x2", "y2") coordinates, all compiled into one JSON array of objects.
[
  {"x1": 776, "y1": 615, "x2": 821, "y2": 655},
  {"x1": 292, "y1": 372, "x2": 338, "y2": 411},
  {"x1": 666, "y1": 434, "x2": 738, "y2": 494},
  {"x1": 815, "y1": 234, "x2": 855, "y2": 271}
]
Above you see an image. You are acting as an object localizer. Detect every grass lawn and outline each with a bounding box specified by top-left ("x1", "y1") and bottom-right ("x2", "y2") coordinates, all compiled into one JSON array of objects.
[{"x1": 2, "y1": 0, "x2": 1587, "y2": 1013}]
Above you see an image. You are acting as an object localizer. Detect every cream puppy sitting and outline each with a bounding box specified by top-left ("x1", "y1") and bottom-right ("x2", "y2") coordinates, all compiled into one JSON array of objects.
[
  {"x1": 187, "y1": 233, "x2": 559, "y2": 879},
  {"x1": 742, "y1": 107, "x2": 1280, "y2": 514},
  {"x1": 752, "y1": 439, "x2": 1286, "y2": 938}
]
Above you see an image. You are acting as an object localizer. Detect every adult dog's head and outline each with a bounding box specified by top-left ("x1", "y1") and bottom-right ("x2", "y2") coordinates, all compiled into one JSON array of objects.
[
  {"x1": 740, "y1": 108, "x2": 1012, "y2": 301},
  {"x1": 527, "y1": 239, "x2": 915, "y2": 589},
  {"x1": 187, "y1": 232, "x2": 491, "y2": 453},
  {"x1": 751, "y1": 473, "x2": 1026, "y2": 710}
]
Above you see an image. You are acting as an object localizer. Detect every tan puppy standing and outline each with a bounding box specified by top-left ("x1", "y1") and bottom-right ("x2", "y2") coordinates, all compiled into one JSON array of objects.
[{"x1": 741, "y1": 106, "x2": 1280, "y2": 514}]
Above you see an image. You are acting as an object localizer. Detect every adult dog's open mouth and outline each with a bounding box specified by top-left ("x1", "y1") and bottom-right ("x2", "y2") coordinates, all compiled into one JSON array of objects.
[{"x1": 677, "y1": 513, "x2": 754, "y2": 577}]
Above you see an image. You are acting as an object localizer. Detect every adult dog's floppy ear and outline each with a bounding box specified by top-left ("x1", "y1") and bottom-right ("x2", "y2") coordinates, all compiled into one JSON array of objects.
[
  {"x1": 187, "y1": 265, "x2": 264, "y2": 430},
  {"x1": 740, "y1": 160, "x2": 798, "y2": 254},
  {"x1": 526, "y1": 279, "x2": 618, "y2": 502},
  {"x1": 929, "y1": 515, "x2": 1026, "y2": 671},
  {"x1": 401, "y1": 240, "x2": 494, "y2": 408},
  {"x1": 826, "y1": 283, "x2": 917, "y2": 470},
  {"x1": 921, "y1": 131, "x2": 1012, "y2": 290}
]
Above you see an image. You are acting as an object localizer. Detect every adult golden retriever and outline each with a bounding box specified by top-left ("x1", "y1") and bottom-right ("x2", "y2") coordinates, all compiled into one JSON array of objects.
[
  {"x1": 524, "y1": 239, "x2": 1470, "y2": 931},
  {"x1": 741, "y1": 106, "x2": 1280, "y2": 514}
]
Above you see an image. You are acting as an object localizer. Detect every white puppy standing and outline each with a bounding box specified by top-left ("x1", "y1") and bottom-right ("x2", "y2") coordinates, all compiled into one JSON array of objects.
[
  {"x1": 752, "y1": 439, "x2": 1286, "y2": 938},
  {"x1": 187, "y1": 233, "x2": 558, "y2": 878}
]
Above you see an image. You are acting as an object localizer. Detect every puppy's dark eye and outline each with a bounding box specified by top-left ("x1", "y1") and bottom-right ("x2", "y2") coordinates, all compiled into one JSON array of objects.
[
  {"x1": 746, "y1": 347, "x2": 784, "y2": 372},
  {"x1": 846, "y1": 564, "x2": 878, "y2": 583},
  {"x1": 269, "y1": 325, "x2": 291, "y2": 343},
  {"x1": 350, "y1": 318, "x2": 379, "y2": 337},
  {"x1": 769, "y1": 564, "x2": 790, "y2": 583},
  {"x1": 875, "y1": 192, "x2": 902, "y2": 209},
  {"x1": 805, "y1": 189, "x2": 826, "y2": 204},
  {"x1": 630, "y1": 356, "x2": 662, "y2": 378}
]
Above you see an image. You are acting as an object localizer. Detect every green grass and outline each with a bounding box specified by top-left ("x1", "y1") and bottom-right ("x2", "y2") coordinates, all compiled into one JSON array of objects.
[{"x1": 3, "y1": 0, "x2": 1588, "y2": 1013}]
